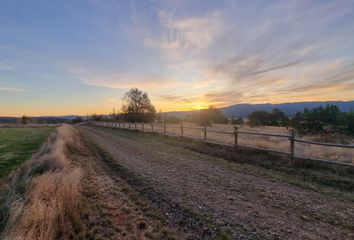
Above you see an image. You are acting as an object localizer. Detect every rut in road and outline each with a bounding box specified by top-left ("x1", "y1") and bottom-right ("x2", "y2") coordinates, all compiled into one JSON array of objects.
[{"x1": 78, "y1": 126, "x2": 354, "y2": 240}]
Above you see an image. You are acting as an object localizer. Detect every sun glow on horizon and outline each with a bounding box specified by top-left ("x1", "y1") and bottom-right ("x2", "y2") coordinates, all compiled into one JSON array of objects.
[{"x1": 1, "y1": 1, "x2": 354, "y2": 116}]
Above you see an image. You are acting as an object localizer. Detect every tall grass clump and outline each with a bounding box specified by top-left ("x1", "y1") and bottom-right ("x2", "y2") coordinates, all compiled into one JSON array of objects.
[{"x1": 0, "y1": 124, "x2": 84, "y2": 240}]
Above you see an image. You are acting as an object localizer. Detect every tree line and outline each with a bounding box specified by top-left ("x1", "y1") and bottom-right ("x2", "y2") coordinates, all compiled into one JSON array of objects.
[
  {"x1": 246, "y1": 105, "x2": 354, "y2": 135},
  {"x1": 89, "y1": 88, "x2": 354, "y2": 136}
]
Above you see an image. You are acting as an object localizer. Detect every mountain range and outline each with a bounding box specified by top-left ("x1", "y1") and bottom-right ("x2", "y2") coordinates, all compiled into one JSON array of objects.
[
  {"x1": 167, "y1": 100, "x2": 354, "y2": 118},
  {"x1": 1, "y1": 100, "x2": 353, "y2": 123}
]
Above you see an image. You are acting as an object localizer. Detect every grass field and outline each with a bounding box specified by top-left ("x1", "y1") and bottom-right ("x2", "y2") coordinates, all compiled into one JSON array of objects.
[
  {"x1": 0, "y1": 127, "x2": 54, "y2": 180},
  {"x1": 113, "y1": 122, "x2": 354, "y2": 163}
]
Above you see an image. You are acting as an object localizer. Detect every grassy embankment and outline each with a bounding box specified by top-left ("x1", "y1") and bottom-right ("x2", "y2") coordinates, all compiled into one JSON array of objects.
[{"x1": 0, "y1": 125, "x2": 85, "y2": 239}]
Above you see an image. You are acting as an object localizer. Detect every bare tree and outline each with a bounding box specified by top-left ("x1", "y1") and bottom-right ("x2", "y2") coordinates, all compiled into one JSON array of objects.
[{"x1": 121, "y1": 88, "x2": 156, "y2": 122}]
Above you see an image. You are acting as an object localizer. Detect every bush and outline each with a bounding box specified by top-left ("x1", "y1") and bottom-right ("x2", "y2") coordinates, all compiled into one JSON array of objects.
[
  {"x1": 248, "y1": 108, "x2": 288, "y2": 127},
  {"x1": 71, "y1": 117, "x2": 83, "y2": 124},
  {"x1": 165, "y1": 116, "x2": 182, "y2": 124},
  {"x1": 231, "y1": 116, "x2": 244, "y2": 125},
  {"x1": 289, "y1": 105, "x2": 354, "y2": 136},
  {"x1": 185, "y1": 106, "x2": 228, "y2": 126}
]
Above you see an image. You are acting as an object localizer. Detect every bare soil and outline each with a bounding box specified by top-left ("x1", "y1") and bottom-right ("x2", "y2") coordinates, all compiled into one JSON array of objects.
[{"x1": 77, "y1": 126, "x2": 354, "y2": 240}]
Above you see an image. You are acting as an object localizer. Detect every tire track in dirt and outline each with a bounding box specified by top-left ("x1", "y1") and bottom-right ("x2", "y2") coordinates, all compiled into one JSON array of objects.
[
  {"x1": 77, "y1": 134, "x2": 189, "y2": 239},
  {"x1": 78, "y1": 126, "x2": 354, "y2": 240}
]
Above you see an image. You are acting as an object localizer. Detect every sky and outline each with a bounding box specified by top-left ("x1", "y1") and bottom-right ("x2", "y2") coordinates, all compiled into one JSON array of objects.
[{"x1": 1, "y1": 0, "x2": 354, "y2": 116}]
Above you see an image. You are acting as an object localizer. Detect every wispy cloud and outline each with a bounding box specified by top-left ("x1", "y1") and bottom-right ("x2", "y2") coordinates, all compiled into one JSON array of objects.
[
  {"x1": 71, "y1": 67, "x2": 186, "y2": 90},
  {"x1": 144, "y1": 10, "x2": 223, "y2": 58},
  {"x1": 0, "y1": 85, "x2": 27, "y2": 92},
  {"x1": 0, "y1": 62, "x2": 15, "y2": 70},
  {"x1": 157, "y1": 94, "x2": 199, "y2": 103}
]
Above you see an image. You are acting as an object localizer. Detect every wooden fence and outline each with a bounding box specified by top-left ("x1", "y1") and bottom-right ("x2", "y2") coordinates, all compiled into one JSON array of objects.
[{"x1": 91, "y1": 121, "x2": 354, "y2": 167}]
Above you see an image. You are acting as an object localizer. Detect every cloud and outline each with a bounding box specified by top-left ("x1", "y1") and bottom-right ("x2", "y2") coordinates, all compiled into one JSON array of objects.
[
  {"x1": 68, "y1": 1, "x2": 354, "y2": 112},
  {"x1": 156, "y1": 94, "x2": 199, "y2": 103},
  {"x1": 0, "y1": 85, "x2": 27, "y2": 92},
  {"x1": 0, "y1": 62, "x2": 15, "y2": 70},
  {"x1": 71, "y1": 66, "x2": 187, "y2": 90},
  {"x1": 141, "y1": 9, "x2": 224, "y2": 60}
]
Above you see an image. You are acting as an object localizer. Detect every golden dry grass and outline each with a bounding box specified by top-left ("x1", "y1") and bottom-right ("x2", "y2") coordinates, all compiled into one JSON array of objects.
[
  {"x1": 1, "y1": 124, "x2": 84, "y2": 240},
  {"x1": 106, "y1": 122, "x2": 354, "y2": 163}
]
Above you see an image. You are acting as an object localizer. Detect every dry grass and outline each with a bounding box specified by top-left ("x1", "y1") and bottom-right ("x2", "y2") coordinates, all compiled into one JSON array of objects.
[
  {"x1": 107, "y1": 122, "x2": 354, "y2": 163},
  {"x1": 1, "y1": 124, "x2": 84, "y2": 240}
]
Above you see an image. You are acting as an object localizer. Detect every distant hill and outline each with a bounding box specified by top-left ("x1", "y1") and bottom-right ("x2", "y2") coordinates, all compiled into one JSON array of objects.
[
  {"x1": 0, "y1": 116, "x2": 81, "y2": 124},
  {"x1": 0, "y1": 117, "x2": 18, "y2": 123},
  {"x1": 166, "y1": 100, "x2": 354, "y2": 118}
]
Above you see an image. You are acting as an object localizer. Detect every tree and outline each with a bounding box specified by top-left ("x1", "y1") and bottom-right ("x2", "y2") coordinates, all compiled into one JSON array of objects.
[
  {"x1": 121, "y1": 88, "x2": 156, "y2": 122},
  {"x1": 248, "y1": 111, "x2": 271, "y2": 126},
  {"x1": 231, "y1": 116, "x2": 244, "y2": 125},
  {"x1": 269, "y1": 108, "x2": 289, "y2": 126},
  {"x1": 71, "y1": 116, "x2": 83, "y2": 124},
  {"x1": 300, "y1": 105, "x2": 341, "y2": 133},
  {"x1": 187, "y1": 106, "x2": 228, "y2": 126},
  {"x1": 166, "y1": 115, "x2": 182, "y2": 124},
  {"x1": 248, "y1": 108, "x2": 288, "y2": 127},
  {"x1": 288, "y1": 105, "x2": 354, "y2": 135},
  {"x1": 91, "y1": 114, "x2": 106, "y2": 121},
  {"x1": 19, "y1": 115, "x2": 30, "y2": 125}
]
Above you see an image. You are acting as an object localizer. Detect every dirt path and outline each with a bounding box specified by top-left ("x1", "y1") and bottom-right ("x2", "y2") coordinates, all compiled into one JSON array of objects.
[
  {"x1": 76, "y1": 135, "x2": 185, "y2": 239},
  {"x1": 78, "y1": 126, "x2": 354, "y2": 240}
]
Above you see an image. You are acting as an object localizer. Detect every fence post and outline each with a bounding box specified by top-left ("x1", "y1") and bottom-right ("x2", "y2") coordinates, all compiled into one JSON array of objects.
[
  {"x1": 151, "y1": 123, "x2": 154, "y2": 132},
  {"x1": 128, "y1": 123, "x2": 131, "y2": 130},
  {"x1": 203, "y1": 126, "x2": 207, "y2": 141},
  {"x1": 180, "y1": 122, "x2": 184, "y2": 137},
  {"x1": 142, "y1": 122, "x2": 144, "y2": 131},
  {"x1": 135, "y1": 122, "x2": 137, "y2": 131},
  {"x1": 289, "y1": 129, "x2": 295, "y2": 165},
  {"x1": 164, "y1": 121, "x2": 167, "y2": 134},
  {"x1": 234, "y1": 126, "x2": 238, "y2": 147}
]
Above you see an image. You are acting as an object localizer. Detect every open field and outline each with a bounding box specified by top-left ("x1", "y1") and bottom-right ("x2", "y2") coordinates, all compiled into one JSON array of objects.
[
  {"x1": 0, "y1": 127, "x2": 54, "y2": 180},
  {"x1": 104, "y1": 122, "x2": 354, "y2": 164}
]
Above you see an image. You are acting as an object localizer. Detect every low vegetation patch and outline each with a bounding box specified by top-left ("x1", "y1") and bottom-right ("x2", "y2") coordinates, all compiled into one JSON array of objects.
[{"x1": 0, "y1": 125, "x2": 85, "y2": 239}]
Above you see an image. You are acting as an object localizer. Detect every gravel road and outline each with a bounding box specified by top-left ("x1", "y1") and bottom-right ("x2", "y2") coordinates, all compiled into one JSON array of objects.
[{"x1": 78, "y1": 126, "x2": 354, "y2": 240}]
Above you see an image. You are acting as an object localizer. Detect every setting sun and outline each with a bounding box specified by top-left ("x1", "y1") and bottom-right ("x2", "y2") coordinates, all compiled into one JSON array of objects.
[
  {"x1": 190, "y1": 102, "x2": 210, "y2": 110},
  {"x1": 1, "y1": 1, "x2": 354, "y2": 239}
]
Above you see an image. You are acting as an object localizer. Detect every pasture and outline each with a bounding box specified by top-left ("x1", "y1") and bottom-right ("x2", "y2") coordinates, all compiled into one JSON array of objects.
[
  {"x1": 0, "y1": 127, "x2": 54, "y2": 179},
  {"x1": 101, "y1": 122, "x2": 354, "y2": 164}
]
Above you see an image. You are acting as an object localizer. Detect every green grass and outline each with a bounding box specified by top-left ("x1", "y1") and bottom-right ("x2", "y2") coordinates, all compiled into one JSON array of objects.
[{"x1": 0, "y1": 127, "x2": 54, "y2": 180}]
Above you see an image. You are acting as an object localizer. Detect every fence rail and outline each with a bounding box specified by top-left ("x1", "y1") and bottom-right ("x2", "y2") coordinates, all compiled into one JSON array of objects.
[{"x1": 91, "y1": 121, "x2": 354, "y2": 167}]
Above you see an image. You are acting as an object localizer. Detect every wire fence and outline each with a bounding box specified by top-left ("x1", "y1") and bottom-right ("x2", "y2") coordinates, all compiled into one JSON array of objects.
[{"x1": 91, "y1": 121, "x2": 354, "y2": 167}]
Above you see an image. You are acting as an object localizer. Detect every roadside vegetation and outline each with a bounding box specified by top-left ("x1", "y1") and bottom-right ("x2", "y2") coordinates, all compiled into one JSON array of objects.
[
  {"x1": 0, "y1": 125, "x2": 85, "y2": 239},
  {"x1": 0, "y1": 127, "x2": 53, "y2": 180}
]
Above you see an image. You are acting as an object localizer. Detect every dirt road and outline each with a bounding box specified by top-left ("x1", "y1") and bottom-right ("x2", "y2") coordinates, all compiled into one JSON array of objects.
[{"x1": 77, "y1": 126, "x2": 354, "y2": 240}]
